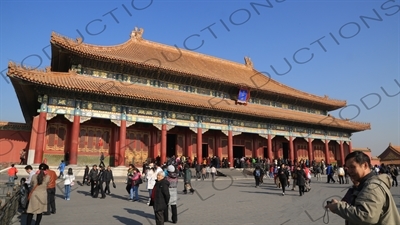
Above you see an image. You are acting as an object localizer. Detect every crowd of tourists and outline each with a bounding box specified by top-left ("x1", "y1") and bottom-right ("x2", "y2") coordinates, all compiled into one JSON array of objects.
[
  {"x1": 122, "y1": 159, "x2": 195, "y2": 224},
  {"x1": 9, "y1": 150, "x2": 400, "y2": 225},
  {"x1": 7, "y1": 162, "x2": 74, "y2": 225}
]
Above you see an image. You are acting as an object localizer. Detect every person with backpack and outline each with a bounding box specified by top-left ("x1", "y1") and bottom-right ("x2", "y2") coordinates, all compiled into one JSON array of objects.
[
  {"x1": 253, "y1": 166, "x2": 262, "y2": 188},
  {"x1": 57, "y1": 160, "x2": 65, "y2": 179}
]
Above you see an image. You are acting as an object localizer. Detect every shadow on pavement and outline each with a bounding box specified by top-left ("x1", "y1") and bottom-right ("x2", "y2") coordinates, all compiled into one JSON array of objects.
[
  {"x1": 124, "y1": 208, "x2": 154, "y2": 219},
  {"x1": 240, "y1": 190, "x2": 300, "y2": 196},
  {"x1": 113, "y1": 215, "x2": 144, "y2": 225},
  {"x1": 110, "y1": 193, "x2": 130, "y2": 201}
]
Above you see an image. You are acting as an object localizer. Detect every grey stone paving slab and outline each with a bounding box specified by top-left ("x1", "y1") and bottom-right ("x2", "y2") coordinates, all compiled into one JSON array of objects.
[{"x1": 10, "y1": 176, "x2": 400, "y2": 225}]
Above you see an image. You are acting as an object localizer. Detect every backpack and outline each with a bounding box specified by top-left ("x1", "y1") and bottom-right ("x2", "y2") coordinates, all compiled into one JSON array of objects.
[
  {"x1": 255, "y1": 170, "x2": 260, "y2": 177},
  {"x1": 393, "y1": 168, "x2": 398, "y2": 176}
]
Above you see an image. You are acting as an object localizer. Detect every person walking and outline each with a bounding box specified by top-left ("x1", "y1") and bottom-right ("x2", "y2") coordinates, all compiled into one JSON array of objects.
[
  {"x1": 315, "y1": 165, "x2": 322, "y2": 181},
  {"x1": 338, "y1": 165, "x2": 345, "y2": 184},
  {"x1": 82, "y1": 165, "x2": 90, "y2": 186},
  {"x1": 89, "y1": 165, "x2": 99, "y2": 197},
  {"x1": 99, "y1": 152, "x2": 105, "y2": 167},
  {"x1": 126, "y1": 164, "x2": 135, "y2": 194},
  {"x1": 165, "y1": 165, "x2": 178, "y2": 224},
  {"x1": 210, "y1": 165, "x2": 216, "y2": 181},
  {"x1": 96, "y1": 166, "x2": 106, "y2": 199},
  {"x1": 130, "y1": 168, "x2": 142, "y2": 201},
  {"x1": 104, "y1": 166, "x2": 114, "y2": 195},
  {"x1": 326, "y1": 151, "x2": 400, "y2": 225},
  {"x1": 326, "y1": 164, "x2": 335, "y2": 183},
  {"x1": 295, "y1": 165, "x2": 306, "y2": 196},
  {"x1": 63, "y1": 168, "x2": 75, "y2": 200},
  {"x1": 390, "y1": 166, "x2": 398, "y2": 187},
  {"x1": 278, "y1": 163, "x2": 289, "y2": 196},
  {"x1": 26, "y1": 163, "x2": 50, "y2": 225},
  {"x1": 150, "y1": 171, "x2": 170, "y2": 225},
  {"x1": 183, "y1": 164, "x2": 195, "y2": 194},
  {"x1": 57, "y1": 160, "x2": 65, "y2": 179},
  {"x1": 253, "y1": 166, "x2": 262, "y2": 188},
  {"x1": 146, "y1": 163, "x2": 157, "y2": 205}
]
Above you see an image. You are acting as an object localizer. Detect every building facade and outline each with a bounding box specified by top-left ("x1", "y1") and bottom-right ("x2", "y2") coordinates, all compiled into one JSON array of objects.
[
  {"x1": 5, "y1": 28, "x2": 370, "y2": 167},
  {"x1": 378, "y1": 143, "x2": 400, "y2": 166}
]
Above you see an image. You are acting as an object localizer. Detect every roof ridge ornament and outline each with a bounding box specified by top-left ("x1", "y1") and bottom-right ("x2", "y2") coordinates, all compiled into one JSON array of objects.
[
  {"x1": 244, "y1": 56, "x2": 253, "y2": 68},
  {"x1": 76, "y1": 37, "x2": 83, "y2": 45},
  {"x1": 131, "y1": 27, "x2": 144, "y2": 40}
]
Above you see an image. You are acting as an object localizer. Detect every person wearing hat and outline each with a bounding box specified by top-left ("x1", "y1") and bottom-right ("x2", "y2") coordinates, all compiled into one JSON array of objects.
[
  {"x1": 164, "y1": 165, "x2": 178, "y2": 223},
  {"x1": 146, "y1": 163, "x2": 157, "y2": 205}
]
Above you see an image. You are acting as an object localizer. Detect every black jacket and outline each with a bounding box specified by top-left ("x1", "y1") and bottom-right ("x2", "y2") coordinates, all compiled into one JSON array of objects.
[
  {"x1": 98, "y1": 169, "x2": 105, "y2": 183},
  {"x1": 104, "y1": 170, "x2": 114, "y2": 182},
  {"x1": 296, "y1": 169, "x2": 306, "y2": 186},
  {"x1": 89, "y1": 169, "x2": 99, "y2": 181},
  {"x1": 278, "y1": 167, "x2": 289, "y2": 180},
  {"x1": 151, "y1": 178, "x2": 170, "y2": 212}
]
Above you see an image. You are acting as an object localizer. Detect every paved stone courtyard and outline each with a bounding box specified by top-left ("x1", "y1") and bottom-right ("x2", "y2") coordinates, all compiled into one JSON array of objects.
[{"x1": 10, "y1": 173, "x2": 400, "y2": 225}]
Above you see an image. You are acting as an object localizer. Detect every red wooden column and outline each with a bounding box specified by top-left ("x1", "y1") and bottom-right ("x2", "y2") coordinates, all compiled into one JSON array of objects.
[
  {"x1": 228, "y1": 130, "x2": 233, "y2": 168},
  {"x1": 118, "y1": 119, "x2": 127, "y2": 166},
  {"x1": 34, "y1": 104, "x2": 47, "y2": 164},
  {"x1": 339, "y1": 141, "x2": 345, "y2": 166},
  {"x1": 252, "y1": 135, "x2": 258, "y2": 158},
  {"x1": 113, "y1": 126, "x2": 120, "y2": 166},
  {"x1": 215, "y1": 133, "x2": 221, "y2": 159},
  {"x1": 324, "y1": 140, "x2": 330, "y2": 164},
  {"x1": 28, "y1": 116, "x2": 39, "y2": 165},
  {"x1": 69, "y1": 113, "x2": 80, "y2": 165},
  {"x1": 289, "y1": 136, "x2": 294, "y2": 163},
  {"x1": 197, "y1": 127, "x2": 202, "y2": 164},
  {"x1": 267, "y1": 134, "x2": 273, "y2": 160},
  {"x1": 151, "y1": 130, "x2": 158, "y2": 160},
  {"x1": 185, "y1": 130, "x2": 192, "y2": 159},
  {"x1": 349, "y1": 141, "x2": 353, "y2": 153},
  {"x1": 160, "y1": 124, "x2": 167, "y2": 165},
  {"x1": 307, "y1": 138, "x2": 313, "y2": 163}
]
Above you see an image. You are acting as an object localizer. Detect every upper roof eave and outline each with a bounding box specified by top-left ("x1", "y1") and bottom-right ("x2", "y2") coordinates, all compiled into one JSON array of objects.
[
  {"x1": 7, "y1": 61, "x2": 370, "y2": 133},
  {"x1": 50, "y1": 31, "x2": 347, "y2": 110}
]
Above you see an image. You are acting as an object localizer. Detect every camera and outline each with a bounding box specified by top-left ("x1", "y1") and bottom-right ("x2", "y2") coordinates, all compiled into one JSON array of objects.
[{"x1": 326, "y1": 200, "x2": 333, "y2": 205}]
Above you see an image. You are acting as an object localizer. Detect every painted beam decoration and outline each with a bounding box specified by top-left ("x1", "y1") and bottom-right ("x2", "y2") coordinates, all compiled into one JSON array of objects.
[{"x1": 42, "y1": 96, "x2": 351, "y2": 142}]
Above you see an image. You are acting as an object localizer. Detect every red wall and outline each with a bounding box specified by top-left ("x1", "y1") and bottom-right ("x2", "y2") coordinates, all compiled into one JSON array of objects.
[{"x1": 0, "y1": 130, "x2": 30, "y2": 165}]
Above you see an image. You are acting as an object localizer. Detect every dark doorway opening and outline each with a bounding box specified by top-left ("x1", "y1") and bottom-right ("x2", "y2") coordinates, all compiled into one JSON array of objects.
[
  {"x1": 167, "y1": 134, "x2": 176, "y2": 157},
  {"x1": 263, "y1": 147, "x2": 268, "y2": 159},
  {"x1": 282, "y1": 142, "x2": 289, "y2": 160},
  {"x1": 202, "y1": 144, "x2": 208, "y2": 159},
  {"x1": 233, "y1": 146, "x2": 244, "y2": 159}
]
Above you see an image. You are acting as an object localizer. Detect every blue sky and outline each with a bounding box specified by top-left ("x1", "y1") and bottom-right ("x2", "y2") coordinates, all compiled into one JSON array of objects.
[{"x1": 0, "y1": 0, "x2": 399, "y2": 157}]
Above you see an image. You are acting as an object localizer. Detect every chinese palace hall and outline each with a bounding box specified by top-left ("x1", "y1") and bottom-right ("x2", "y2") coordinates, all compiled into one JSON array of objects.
[{"x1": 4, "y1": 28, "x2": 371, "y2": 167}]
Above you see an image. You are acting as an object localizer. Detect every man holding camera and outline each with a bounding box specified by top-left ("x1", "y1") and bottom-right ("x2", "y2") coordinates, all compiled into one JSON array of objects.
[{"x1": 325, "y1": 151, "x2": 400, "y2": 225}]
